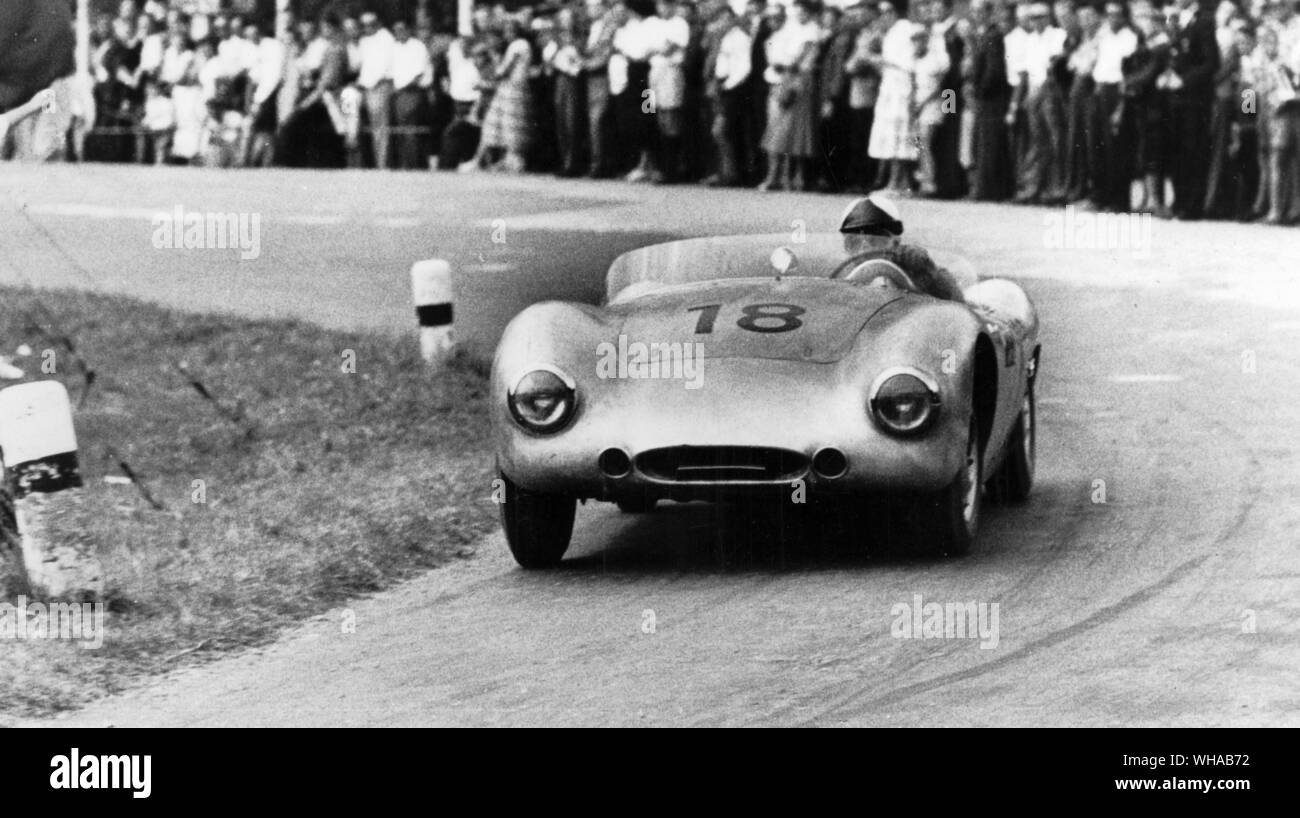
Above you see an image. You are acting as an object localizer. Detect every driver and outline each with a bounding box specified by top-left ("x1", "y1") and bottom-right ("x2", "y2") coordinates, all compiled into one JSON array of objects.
[{"x1": 837, "y1": 195, "x2": 965, "y2": 302}]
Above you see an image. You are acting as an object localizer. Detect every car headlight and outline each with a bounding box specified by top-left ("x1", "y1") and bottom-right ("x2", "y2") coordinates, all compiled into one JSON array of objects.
[
  {"x1": 869, "y1": 368, "x2": 940, "y2": 435},
  {"x1": 508, "y1": 366, "x2": 577, "y2": 433}
]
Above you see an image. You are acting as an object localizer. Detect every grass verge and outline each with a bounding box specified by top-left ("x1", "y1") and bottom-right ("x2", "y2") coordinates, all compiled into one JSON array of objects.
[{"x1": 0, "y1": 286, "x2": 497, "y2": 720}]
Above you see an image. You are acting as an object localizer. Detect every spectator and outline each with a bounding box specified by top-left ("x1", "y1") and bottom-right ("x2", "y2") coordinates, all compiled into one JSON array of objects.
[
  {"x1": 930, "y1": 0, "x2": 969, "y2": 198},
  {"x1": 1005, "y1": 1, "x2": 1034, "y2": 197},
  {"x1": 868, "y1": 14, "x2": 925, "y2": 194},
  {"x1": 913, "y1": 20, "x2": 954, "y2": 196},
  {"x1": 583, "y1": 0, "x2": 621, "y2": 177},
  {"x1": 358, "y1": 12, "x2": 396, "y2": 169},
  {"x1": 0, "y1": 0, "x2": 76, "y2": 162},
  {"x1": 1014, "y1": 3, "x2": 1068, "y2": 204},
  {"x1": 816, "y1": 3, "x2": 858, "y2": 192},
  {"x1": 392, "y1": 20, "x2": 433, "y2": 170},
  {"x1": 1254, "y1": 22, "x2": 1300, "y2": 221},
  {"x1": 1168, "y1": 0, "x2": 1220, "y2": 219},
  {"x1": 1223, "y1": 20, "x2": 1261, "y2": 220},
  {"x1": 1065, "y1": 2, "x2": 1102, "y2": 203},
  {"x1": 843, "y1": 3, "x2": 885, "y2": 193},
  {"x1": 466, "y1": 15, "x2": 535, "y2": 173},
  {"x1": 1205, "y1": 4, "x2": 1249, "y2": 216},
  {"x1": 970, "y1": 0, "x2": 1013, "y2": 200},
  {"x1": 613, "y1": 0, "x2": 658, "y2": 182},
  {"x1": 706, "y1": 3, "x2": 754, "y2": 185},
  {"x1": 280, "y1": 14, "x2": 348, "y2": 168},
  {"x1": 242, "y1": 23, "x2": 283, "y2": 168},
  {"x1": 758, "y1": 0, "x2": 822, "y2": 191},
  {"x1": 647, "y1": 0, "x2": 692, "y2": 182},
  {"x1": 1091, "y1": 0, "x2": 1139, "y2": 211},
  {"x1": 1125, "y1": 0, "x2": 1174, "y2": 215},
  {"x1": 545, "y1": 7, "x2": 587, "y2": 176}
]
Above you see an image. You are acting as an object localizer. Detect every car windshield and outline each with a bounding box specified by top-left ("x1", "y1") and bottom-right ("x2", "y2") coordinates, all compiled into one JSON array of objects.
[{"x1": 606, "y1": 234, "x2": 978, "y2": 303}]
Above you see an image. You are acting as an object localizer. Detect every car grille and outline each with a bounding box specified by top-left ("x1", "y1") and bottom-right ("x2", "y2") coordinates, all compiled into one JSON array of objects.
[{"x1": 636, "y1": 446, "x2": 808, "y2": 483}]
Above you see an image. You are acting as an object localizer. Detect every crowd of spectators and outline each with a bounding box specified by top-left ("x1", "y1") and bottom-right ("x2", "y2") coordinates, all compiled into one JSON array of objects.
[{"x1": 67, "y1": 0, "x2": 1300, "y2": 222}]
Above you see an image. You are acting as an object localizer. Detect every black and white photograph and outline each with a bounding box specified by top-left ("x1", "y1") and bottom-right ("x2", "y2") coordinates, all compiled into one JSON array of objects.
[{"x1": 0, "y1": 0, "x2": 1296, "y2": 767}]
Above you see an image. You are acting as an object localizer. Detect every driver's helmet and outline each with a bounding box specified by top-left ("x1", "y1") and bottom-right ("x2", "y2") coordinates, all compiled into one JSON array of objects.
[{"x1": 838, "y1": 194, "x2": 904, "y2": 237}]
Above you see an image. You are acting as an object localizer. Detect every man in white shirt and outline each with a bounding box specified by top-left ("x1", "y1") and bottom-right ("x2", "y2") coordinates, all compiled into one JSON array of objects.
[
  {"x1": 298, "y1": 20, "x2": 328, "y2": 77},
  {"x1": 246, "y1": 22, "x2": 285, "y2": 167},
  {"x1": 1090, "y1": 1, "x2": 1138, "y2": 211},
  {"x1": 358, "y1": 12, "x2": 396, "y2": 168},
  {"x1": 1004, "y1": 2, "x2": 1032, "y2": 195},
  {"x1": 709, "y1": 4, "x2": 753, "y2": 185},
  {"x1": 390, "y1": 20, "x2": 432, "y2": 169},
  {"x1": 613, "y1": 1, "x2": 659, "y2": 182},
  {"x1": 1015, "y1": 2, "x2": 1068, "y2": 203},
  {"x1": 646, "y1": 0, "x2": 691, "y2": 181}
]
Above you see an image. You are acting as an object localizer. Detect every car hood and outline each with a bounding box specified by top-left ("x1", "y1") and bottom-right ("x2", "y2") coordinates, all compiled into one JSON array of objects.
[{"x1": 605, "y1": 277, "x2": 905, "y2": 364}]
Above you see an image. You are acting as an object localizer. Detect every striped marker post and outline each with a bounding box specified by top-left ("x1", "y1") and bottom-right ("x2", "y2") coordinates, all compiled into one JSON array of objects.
[
  {"x1": 0, "y1": 381, "x2": 102, "y2": 599},
  {"x1": 411, "y1": 259, "x2": 456, "y2": 369}
]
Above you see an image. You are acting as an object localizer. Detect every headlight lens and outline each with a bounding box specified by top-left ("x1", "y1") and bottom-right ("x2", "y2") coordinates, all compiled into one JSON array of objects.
[
  {"x1": 508, "y1": 367, "x2": 577, "y2": 433},
  {"x1": 870, "y1": 371, "x2": 939, "y2": 434}
]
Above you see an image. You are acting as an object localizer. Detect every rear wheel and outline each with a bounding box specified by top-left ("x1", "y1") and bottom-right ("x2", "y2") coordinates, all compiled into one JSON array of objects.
[
  {"x1": 499, "y1": 472, "x2": 576, "y2": 569},
  {"x1": 918, "y1": 415, "x2": 982, "y2": 556},
  {"x1": 989, "y1": 382, "x2": 1035, "y2": 504}
]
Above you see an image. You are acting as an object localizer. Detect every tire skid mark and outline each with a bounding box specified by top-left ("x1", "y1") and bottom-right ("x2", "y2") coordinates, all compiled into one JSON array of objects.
[{"x1": 791, "y1": 553, "x2": 1213, "y2": 726}]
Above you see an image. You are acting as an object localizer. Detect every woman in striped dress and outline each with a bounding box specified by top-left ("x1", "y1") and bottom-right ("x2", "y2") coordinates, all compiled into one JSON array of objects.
[{"x1": 469, "y1": 17, "x2": 536, "y2": 173}]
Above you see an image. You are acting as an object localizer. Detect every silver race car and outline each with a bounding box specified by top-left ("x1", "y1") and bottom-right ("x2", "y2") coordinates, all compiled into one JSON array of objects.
[{"x1": 490, "y1": 233, "x2": 1040, "y2": 568}]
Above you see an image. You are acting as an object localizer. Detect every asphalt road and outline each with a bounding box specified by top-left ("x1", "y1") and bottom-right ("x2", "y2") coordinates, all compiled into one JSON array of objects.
[{"x1": 4, "y1": 164, "x2": 1299, "y2": 727}]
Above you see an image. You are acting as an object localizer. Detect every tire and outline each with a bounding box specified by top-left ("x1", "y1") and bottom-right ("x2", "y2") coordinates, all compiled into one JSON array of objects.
[
  {"x1": 615, "y1": 494, "x2": 657, "y2": 513},
  {"x1": 989, "y1": 383, "x2": 1035, "y2": 504},
  {"x1": 919, "y1": 415, "x2": 982, "y2": 556},
  {"x1": 499, "y1": 471, "x2": 576, "y2": 569}
]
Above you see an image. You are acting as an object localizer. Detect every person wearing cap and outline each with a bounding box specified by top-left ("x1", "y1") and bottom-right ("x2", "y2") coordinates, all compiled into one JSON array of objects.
[
  {"x1": 837, "y1": 194, "x2": 966, "y2": 302},
  {"x1": 1014, "y1": 1, "x2": 1068, "y2": 204}
]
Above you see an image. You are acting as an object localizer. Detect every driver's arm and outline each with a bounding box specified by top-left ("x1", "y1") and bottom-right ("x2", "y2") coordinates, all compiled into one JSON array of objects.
[{"x1": 897, "y1": 245, "x2": 965, "y2": 302}]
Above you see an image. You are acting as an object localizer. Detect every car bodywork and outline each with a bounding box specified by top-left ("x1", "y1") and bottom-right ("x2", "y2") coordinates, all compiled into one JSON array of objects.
[{"x1": 491, "y1": 233, "x2": 1040, "y2": 509}]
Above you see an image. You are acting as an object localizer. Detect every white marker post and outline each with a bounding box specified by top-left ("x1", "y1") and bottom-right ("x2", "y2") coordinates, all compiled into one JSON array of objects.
[
  {"x1": 411, "y1": 259, "x2": 456, "y2": 369},
  {"x1": 0, "y1": 381, "x2": 102, "y2": 599}
]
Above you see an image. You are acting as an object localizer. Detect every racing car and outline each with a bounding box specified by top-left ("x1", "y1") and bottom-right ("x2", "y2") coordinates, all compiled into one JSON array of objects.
[{"x1": 490, "y1": 233, "x2": 1040, "y2": 568}]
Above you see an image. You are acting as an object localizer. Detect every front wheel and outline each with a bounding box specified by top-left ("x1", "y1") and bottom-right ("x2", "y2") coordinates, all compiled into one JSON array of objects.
[
  {"x1": 989, "y1": 383, "x2": 1035, "y2": 504},
  {"x1": 499, "y1": 472, "x2": 576, "y2": 569},
  {"x1": 918, "y1": 415, "x2": 982, "y2": 556}
]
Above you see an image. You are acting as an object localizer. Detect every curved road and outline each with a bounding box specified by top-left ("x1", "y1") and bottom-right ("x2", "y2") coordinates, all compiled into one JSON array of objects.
[{"x1": 4, "y1": 166, "x2": 1297, "y2": 726}]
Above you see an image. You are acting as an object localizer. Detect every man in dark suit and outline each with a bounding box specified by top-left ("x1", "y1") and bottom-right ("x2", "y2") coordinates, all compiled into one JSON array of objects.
[
  {"x1": 970, "y1": 0, "x2": 1012, "y2": 200},
  {"x1": 745, "y1": 0, "x2": 778, "y2": 185},
  {"x1": 929, "y1": 0, "x2": 968, "y2": 198},
  {"x1": 1169, "y1": 0, "x2": 1218, "y2": 219}
]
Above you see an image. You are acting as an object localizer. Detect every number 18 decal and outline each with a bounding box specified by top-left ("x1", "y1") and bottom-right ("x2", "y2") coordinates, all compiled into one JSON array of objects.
[{"x1": 688, "y1": 303, "x2": 806, "y2": 334}]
